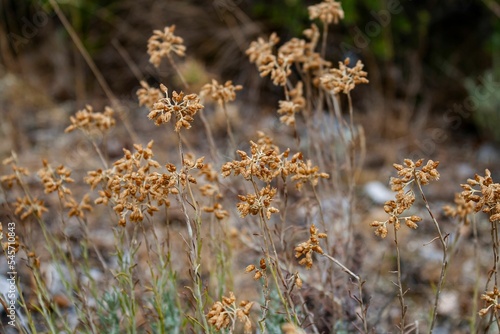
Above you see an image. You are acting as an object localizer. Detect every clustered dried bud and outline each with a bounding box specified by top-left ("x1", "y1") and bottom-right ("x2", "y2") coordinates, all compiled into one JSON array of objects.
[
  {"x1": 478, "y1": 286, "x2": 500, "y2": 317},
  {"x1": 1, "y1": 155, "x2": 48, "y2": 221},
  {"x1": 237, "y1": 185, "x2": 279, "y2": 220},
  {"x1": 245, "y1": 258, "x2": 267, "y2": 280},
  {"x1": 86, "y1": 141, "x2": 204, "y2": 226},
  {"x1": 320, "y1": 58, "x2": 369, "y2": 95},
  {"x1": 137, "y1": 81, "x2": 163, "y2": 109},
  {"x1": 38, "y1": 159, "x2": 92, "y2": 219},
  {"x1": 222, "y1": 132, "x2": 328, "y2": 189},
  {"x1": 200, "y1": 79, "x2": 242, "y2": 106},
  {"x1": 198, "y1": 164, "x2": 228, "y2": 221},
  {"x1": 461, "y1": 169, "x2": 500, "y2": 223},
  {"x1": 443, "y1": 192, "x2": 474, "y2": 225},
  {"x1": 295, "y1": 224, "x2": 327, "y2": 269},
  {"x1": 308, "y1": 0, "x2": 344, "y2": 25},
  {"x1": 277, "y1": 82, "x2": 306, "y2": 127},
  {"x1": 147, "y1": 25, "x2": 186, "y2": 68},
  {"x1": 371, "y1": 159, "x2": 439, "y2": 238},
  {"x1": 65, "y1": 105, "x2": 115, "y2": 134},
  {"x1": 149, "y1": 84, "x2": 204, "y2": 131},
  {"x1": 206, "y1": 292, "x2": 253, "y2": 334}
]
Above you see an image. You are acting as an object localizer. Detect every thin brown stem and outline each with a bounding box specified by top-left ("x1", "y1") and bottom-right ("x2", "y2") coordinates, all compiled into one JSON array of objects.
[{"x1": 415, "y1": 180, "x2": 448, "y2": 333}]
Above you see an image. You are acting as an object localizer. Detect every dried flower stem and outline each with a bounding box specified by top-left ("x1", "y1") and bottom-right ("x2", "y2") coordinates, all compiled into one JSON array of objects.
[
  {"x1": 415, "y1": 179, "x2": 448, "y2": 333},
  {"x1": 321, "y1": 253, "x2": 359, "y2": 281},
  {"x1": 221, "y1": 102, "x2": 237, "y2": 155},
  {"x1": 167, "y1": 55, "x2": 189, "y2": 89},
  {"x1": 393, "y1": 225, "x2": 407, "y2": 334}
]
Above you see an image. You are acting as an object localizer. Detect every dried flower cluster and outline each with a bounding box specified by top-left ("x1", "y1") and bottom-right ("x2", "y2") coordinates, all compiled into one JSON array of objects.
[
  {"x1": 295, "y1": 224, "x2": 327, "y2": 269},
  {"x1": 200, "y1": 79, "x2": 242, "y2": 106},
  {"x1": 371, "y1": 159, "x2": 439, "y2": 238},
  {"x1": 86, "y1": 141, "x2": 203, "y2": 226},
  {"x1": 246, "y1": 32, "x2": 291, "y2": 86},
  {"x1": 206, "y1": 292, "x2": 253, "y2": 334},
  {"x1": 308, "y1": 0, "x2": 344, "y2": 25},
  {"x1": 222, "y1": 132, "x2": 327, "y2": 188},
  {"x1": 148, "y1": 84, "x2": 204, "y2": 131},
  {"x1": 147, "y1": 25, "x2": 186, "y2": 68},
  {"x1": 320, "y1": 58, "x2": 369, "y2": 95},
  {"x1": 1, "y1": 156, "x2": 48, "y2": 220},
  {"x1": 245, "y1": 258, "x2": 267, "y2": 280},
  {"x1": 38, "y1": 159, "x2": 92, "y2": 219},
  {"x1": 443, "y1": 192, "x2": 474, "y2": 225},
  {"x1": 65, "y1": 105, "x2": 115, "y2": 134},
  {"x1": 478, "y1": 286, "x2": 500, "y2": 317},
  {"x1": 277, "y1": 82, "x2": 306, "y2": 126},
  {"x1": 137, "y1": 81, "x2": 163, "y2": 109},
  {"x1": 237, "y1": 185, "x2": 279, "y2": 219},
  {"x1": 461, "y1": 169, "x2": 500, "y2": 223}
]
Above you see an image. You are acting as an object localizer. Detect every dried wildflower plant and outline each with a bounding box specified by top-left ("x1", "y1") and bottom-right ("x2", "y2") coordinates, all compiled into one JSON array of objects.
[
  {"x1": 65, "y1": 105, "x2": 115, "y2": 135},
  {"x1": 147, "y1": 25, "x2": 186, "y2": 68},
  {"x1": 479, "y1": 286, "x2": 500, "y2": 317},
  {"x1": 295, "y1": 224, "x2": 327, "y2": 269},
  {"x1": 371, "y1": 159, "x2": 440, "y2": 238},
  {"x1": 320, "y1": 58, "x2": 369, "y2": 95},
  {"x1": 148, "y1": 84, "x2": 203, "y2": 131},
  {"x1": 308, "y1": 0, "x2": 344, "y2": 25},
  {"x1": 200, "y1": 79, "x2": 242, "y2": 106},
  {"x1": 245, "y1": 258, "x2": 267, "y2": 281},
  {"x1": 86, "y1": 140, "x2": 204, "y2": 226},
  {"x1": 206, "y1": 291, "x2": 254, "y2": 334},
  {"x1": 137, "y1": 80, "x2": 162, "y2": 110},
  {"x1": 461, "y1": 169, "x2": 500, "y2": 223},
  {"x1": 443, "y1": 192, "x2": 474, "y2": 225}
]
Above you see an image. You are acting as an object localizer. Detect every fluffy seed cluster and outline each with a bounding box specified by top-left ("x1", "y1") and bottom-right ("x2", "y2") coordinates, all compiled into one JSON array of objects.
[
  {"x1": 147, "y1": 25, "x2": 186, "y2": 67},
  {"x1": 461, "y1": 169, "x2": 500, "y2": 223},
  {"x1": 65, "y1": 105, "x2": 115, "y2": 134},
  {"x1": 200, "y1": 79, "x2": 242, "y2": 106},
  {"x1": 371, "y1": 159, "x2": 439, "y2": 238},
  {"x1": 295, "y1": 224, "x2": 327, "y2": 269},
  {"x1": 443, "y1": 192, "x2": 474, "y2": 225},
  {"x1": 308, "y1": 0, "x2": 344, "y2": 25},
  {"x1": 478, "y1": 286, "x2": 500, "y2": 317},
  {"x1": 320, "y1": 58, "x2": 369, "y2": 95},
  {"x1": 86, "y1": 141, "x2": 204, "y2": 226},
  {"x1": 148, "y1": 84, "x2": 204, "y2": 131},
  {"x1": 245, "y1": 258, "x2": 267, "y2": 280},
  {"x1": 206, "y1": 292, "x2": 253, "y2": 334},
  {"x1": 137, "y1": 81, "x2": 163, "y2": 109}
]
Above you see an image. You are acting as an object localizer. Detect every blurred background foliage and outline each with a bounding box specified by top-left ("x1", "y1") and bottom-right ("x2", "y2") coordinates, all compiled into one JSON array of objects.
[{"x1": 0, "y1": 0, "x2": 498, "y2": 141}]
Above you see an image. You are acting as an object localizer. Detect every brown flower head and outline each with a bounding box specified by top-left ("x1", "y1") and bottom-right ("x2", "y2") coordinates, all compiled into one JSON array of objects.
[
  {"x1": 295, "y1": 224, "x2": 327, "y2": 269},
  {"x1": 479, "y1": 286, "x2": 500, "y2": 317},
  {"x1": 237, "y1": 185, "x2": 279, "y2": 220},
  {"x1": 308, "y1": 0, "x2": 344, "y2": 25},
  {"x1": 200, "y1": 79, "x2": 242, "y2": 106},
  {"x1": 65, "y1": 105, "x2": 115, "y2": 134},
  {"x1": 207, "y1": 292, "x2": 253, "y2": 334},
  {"x1": 137, "y1": 81, "x2": 163, "y2": 109},
  {"x1": 147, "y1": 25, "x2": 186, "y2": 68},
  {"x1": 148, "y1": 84, "x2": 204, "y2": 131},
  {"x1": 320, "y1": 58, "x2": 369, "y2": 95},
  {"x1": 461, "y1": 169, "x2": 500, "y2": 223}
]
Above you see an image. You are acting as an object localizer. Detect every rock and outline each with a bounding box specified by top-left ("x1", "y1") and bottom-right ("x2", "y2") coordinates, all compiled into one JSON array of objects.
[{"x1": 363, "y1": 180, "x2": 393, "y2": 204}]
